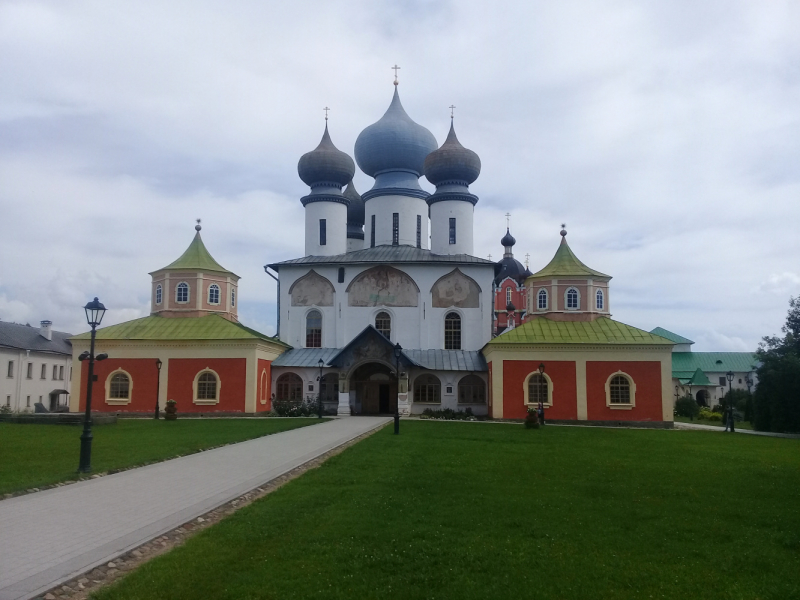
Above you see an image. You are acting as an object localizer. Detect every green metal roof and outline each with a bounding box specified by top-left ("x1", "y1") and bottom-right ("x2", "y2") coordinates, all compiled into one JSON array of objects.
[
  {"x1": 486, "y1": 316, "x2": 674, "y2": 346},
  {"x1": 527, "y1": 237, "x2": 609, "y2": 279},
  {"x1": 71, "y1": 314, "x2": 286, "y2": 345},
  {"x1": 153, "y1": 232, "x2": 237, "y2": 276},
  {"x1": 671, "y1": 352, "x2": 759, "y2": 379},
  {"x1": 649, "y1": 327, "x2": 694, "y2": 345},
  {"x1": 685, "y1": 367, "x2": 712, "y2": 386}
]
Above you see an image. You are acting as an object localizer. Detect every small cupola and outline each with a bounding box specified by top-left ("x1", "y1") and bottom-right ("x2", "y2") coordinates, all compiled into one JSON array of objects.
[{"x1": 149, "y1": 221, "x2": 240, "y2": 321}]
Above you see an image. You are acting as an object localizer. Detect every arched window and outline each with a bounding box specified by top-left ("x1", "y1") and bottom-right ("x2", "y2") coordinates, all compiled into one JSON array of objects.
[
  {"x1": 506, "y1": 287, "x2": 512, "y2": 305},
  {"x1": 444, "y1": 312, "x2": 461, "y2": 350},
  {"x1": 565, "y1": 287, "x2": 579, "y2": 310},
  {"x1": 231, "y1": 288, "x2": 236, "y2": 307},
  {"x1": 609, "y1": 375, "x2": 631, "y2": 404},
  {"x1": 276, "y1": 373, "x2": 303, "y2": 401},
  {"x1": 375, "y1": 312, "x2": 391, "y2": 339},
  {"x1": 458, "y1": 374, "x2": 486, "y2": 404},
  {"x1": 414, "y1": 374, "x2": 441, "y2": 404},
  {"x1": 527, "y1": 373, "x2": 549, "y2": 405},
  {"x1": 109, "y1": 373, "x2": 130, "y2": 399},
  {"x1": 155, "y1": 284, "x2": 162, "y2": 305},
  {"x1": 197, "y1": 372, "x2": 218, "y2": 400},
  {"x1": 596, "y1": 289, "x2": 604, "y2": 310},
  {"x1": 260, "y1": 369, "x2": 268, "y2": 404},
  {"x1": 306, "y1": 310, "x2": 322, "y2": 348},
  {"x1": 537, "y1": 289, "x2": 548, "y2": 310},
  {"x1": 208, "y1": 284, "x2": 220, "y2": 305},
  {"x1": 320, "y1": 373, "x2": 339, "y2": 403},
  {"x1": 176, "y1": 282, "x2": 189, "y2": 303}
]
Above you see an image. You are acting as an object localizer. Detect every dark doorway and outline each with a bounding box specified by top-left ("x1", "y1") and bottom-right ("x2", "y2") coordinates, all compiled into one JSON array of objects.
[
  {"x1": 379, "y1": 384, "x2": 391, "y2": 413},
  {"x1": 351, "y1": 362, "x2": 397, "y2": 415}
]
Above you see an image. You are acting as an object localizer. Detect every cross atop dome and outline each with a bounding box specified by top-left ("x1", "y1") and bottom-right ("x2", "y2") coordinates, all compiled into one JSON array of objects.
[
  {"x1": 392, "y1": 64, "x2": 400, "y2": 86},
  {"x1": 196, "y1": 218, "x2": 201, "y2": 232}
]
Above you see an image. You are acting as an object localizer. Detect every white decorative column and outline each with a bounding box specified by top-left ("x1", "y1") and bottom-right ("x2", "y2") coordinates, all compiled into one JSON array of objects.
[
  {"x1": 337, "y1": 371, "x2": 351, "y2": 416},
  {"x1": 397, "y1": 371, "x2": 410, "y2": 416}
]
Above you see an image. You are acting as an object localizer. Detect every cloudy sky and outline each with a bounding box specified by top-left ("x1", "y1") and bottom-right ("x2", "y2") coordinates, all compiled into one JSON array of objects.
[{"x1": 0, "y1": 0, "x2": 798, "y2": 351}]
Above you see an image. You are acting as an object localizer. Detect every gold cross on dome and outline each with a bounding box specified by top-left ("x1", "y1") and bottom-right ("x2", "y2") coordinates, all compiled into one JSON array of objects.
[
  {"x1": 392, "y1": 64, "x2": 401, "y2": 85},
  {"x1": 449, "y1": 105, "x2": 456, "y2": 119},
  {"x1": 323, "y1": 107, "x2": 330, "y2": 121}
]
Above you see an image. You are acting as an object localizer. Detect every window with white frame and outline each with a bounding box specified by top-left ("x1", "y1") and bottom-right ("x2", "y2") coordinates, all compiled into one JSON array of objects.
[
  {"x1": 26, "y1": 363, "x2": 32, "y2": 379},
  {"x1": 566, "y1": 287, "x2": 579, "y2": 310},
  {"x1": 155, "y1": 284, "x2": 162, "y2": 305},
  {"x1": 208, "y1": 283, "x2": 220, "y2": 305},
  {"x1": 176, "y1": 282, "x2": 189, "y2": 303},
  {"x1": 59, "y1": 366, "x2": 64, "y2": 380},
  {"x1": 105, "y1": 370, "x2": 133, "y2": 405},
  {"x1": 458, "y1": 374, "x2": 486, "y2": 404},
  {"x1": 52, "y1": 365, "x2": 58, "y2": 380},
  {"x1": 41, "y1": 364, "x2": 46, "y2": 379},
  {"x1": 375, "y1": 311, "x2": 391, "y2": 339},
  {"x1": 606, "y1": 372, "x2": 635, "y2": 408},
  {"x1": 194, "y1": 370, "x2": 220, "y2": 404},
  {"x1": 506, "y1": 287, "x2": 512, "y2": 305},
  {"x1": 444, "y1": 312, "x2": 461, "y2": 350},
  {"x1": 7, "y1": 361, "x2": 13, "y2": 378},
  {"x1": 538, "y1": 289, "x2": 548, "y2": 310},
  {"x1": 306, "y1": 310, "x2": 322, "y2": 348},
  {"x1": 414, "y1": 374, "x2": 441, "y2": 403},
  {"x1": 596, "y1": 289, "x2": 604, "y2": 310},
  {"x1": 527, "y1": 373, "x2": 549, "y2": 405},
  {"x1": 276, "y1": 373, "x2": 303, "y2": 401},
  {"x1": 231, "y1": 288, "x2": 236, "y2": 307}
]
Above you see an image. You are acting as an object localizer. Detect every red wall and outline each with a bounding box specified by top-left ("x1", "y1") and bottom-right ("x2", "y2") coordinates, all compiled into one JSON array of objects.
[
  {"x1": 78, "y1": 359, "x2": 160, "y2": 413},
  {"x1": 166, "y1": 358, "x2": 247, "y2": 413},
  {"x1": 256, "y1": 358, "x2": 272, "y2": 412},
  {"x1": 502, "y1": 360, "x2": 578, "y2": 420},
  {"x1": 586, "y1": 361, "x2": 663, "y2": 422}
]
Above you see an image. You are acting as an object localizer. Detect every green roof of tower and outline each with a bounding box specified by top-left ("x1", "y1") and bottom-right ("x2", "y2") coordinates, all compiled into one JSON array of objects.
[
  {"x1": 486, "y1": 316, "x2": 674, "y2": 346},
  {"x1": 71, "y1": 314, "x2": 287, "y2": 344},
  {"x1": 683, "y1": 367, "x2": 712, "y2": 386},
  {"x1": 528, "y1": 233, "x2": 609, "y2": 279},
  {"x1": 152, "y1": 227, "x2": 237, "y2": 277}
]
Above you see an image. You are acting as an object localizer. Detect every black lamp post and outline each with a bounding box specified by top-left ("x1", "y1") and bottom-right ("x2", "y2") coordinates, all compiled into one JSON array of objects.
[
  {"x1": 154, "y1": 358, "x2": 163, "y2": 419},
  {"x1": 726, "y1": 371, "x2": 735, "y2": 433},
  {"x1": 538, "y1": 362, "x2": 546, "y2": 425},
  {"x1": 317, "y1": 358, "x2": 324, "y2": 419},
  {"x1": 78, "y1": 297, "x2": 107, "y2": 473},
  {"x1": 394, "y1": 343, "x2": 402, "y2": 435},
  {"x1": 745, "y1": 374, "x2": 753, "y2": 395}
]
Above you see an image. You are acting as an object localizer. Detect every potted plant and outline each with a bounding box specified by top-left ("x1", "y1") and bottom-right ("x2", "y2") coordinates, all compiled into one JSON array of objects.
[
  {"x1": 524, "y1": 406, "x2": 540, "y2": 429},
  {"x1": 165, "y1": 399, "x2": 178, "y2": 421}
]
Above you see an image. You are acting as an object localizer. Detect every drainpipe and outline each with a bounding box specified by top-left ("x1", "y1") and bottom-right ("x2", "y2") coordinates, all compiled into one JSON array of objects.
[{"x1": 264, "y1": 265, "x2": 280, "y2": 338}]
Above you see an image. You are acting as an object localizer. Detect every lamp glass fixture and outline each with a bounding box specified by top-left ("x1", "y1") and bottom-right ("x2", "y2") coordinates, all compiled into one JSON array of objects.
[{"x1": 84, "y1": 297, "x2": 107, "y2": 327}]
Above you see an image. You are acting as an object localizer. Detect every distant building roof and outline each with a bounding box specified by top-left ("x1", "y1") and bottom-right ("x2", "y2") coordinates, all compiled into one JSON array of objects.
[
  {"x1": 71, "y1": 314, "x2": 285, "y2": 344},
  {"x1": 272, "y1": 348, "x2": 340, "y2": 367},
  {"x1": 650, "y1": 327, "x2": 694, "y2": 345},
  {"x1": 486, "y1": 316, "x2": 673, "y2": 346},
  {"x1": 152, "y1": 228, "x2": 237, "y2": 277},
  {"x1": 672, "y1": 352, "x2": 759, "y2": 379},
  {"x1": 679, "y1": 367, "x2": 713, "y2": 386},
  {"x1": 0, "y1": 321, "x2": 72, "y2": 355},
  {"x1": 267, "y1": 244, "x2": 495, "y2": 270},
  {"x1": 272, "y1": 347, "x2": 486, "y2": 372}
]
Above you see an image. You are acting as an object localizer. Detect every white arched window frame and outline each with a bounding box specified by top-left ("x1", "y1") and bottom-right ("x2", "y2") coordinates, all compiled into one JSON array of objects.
[
  {"x1": 506, "y1": 287, "x2": 512, "y2": 306},
  {"x1": 193, "y1": 368, "x2": 221, "y2": 405},
  {"x1": 375, "y1": 311, "x2": 392, "y2": 340},
  {"x1": 537, "y1": 288, "x2": 548, "y2": 310},
  {"x1": 523, "y1": 371, "x2": 553, "y2": 407},
  {"x1": 444, "y1": 311, "x2": 462, "y2": 350},
  {"x1": 260, "y1": 369, "x2": 268, "y2": 404},
  {"x1": 176, "y1": 282, "x2": 190, "y2": 304},
  {"x1": 414, "y1": 374, "x2": 441, "y2": 404},
  {"x1": 276, "y1": 372, "x2": 303, "y2": 401},
  {"x1": 565, "y1": 287, "x2": 580, "y2": 310},
  {"x1": 605, "y1": 371, "x2": 636, "y2": 409},
  {"x1": 208, "y1": 284, "x2": 220, "y2": 305},
  {"x1": 596, "y1": 289, "x2": 604, "y2": 310},
  {"x1": 105, "y1": 369, "x2": 133, "y2": 405},
  {"x1": 155, "y1": 284, "x2": 162, "y2": 305},
  {"x1": 457, "y1": 374, "x2": 486, "y2": 404},
  {"x1": 306, "y1": 310, "x2": 322, "y2": 348}
]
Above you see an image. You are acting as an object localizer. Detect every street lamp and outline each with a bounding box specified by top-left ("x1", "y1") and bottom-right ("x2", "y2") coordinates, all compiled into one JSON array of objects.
[
  {"x1": 744, "y1": 374, "x2": 753, "y2": 395},
  {"x1": 78, "y1": 297, "x2": 107, "y2": 473},
  {"x1": 154, "y1": 359, "x2": 163, "y2": 419},
  {"x1": 726, "y1": 371, "x2": 735, "y2": 433},
  {"x1": 394, "y1": 343, "x2": 402, "y2": 435},
  {"x1": 538, "y1": 363, "x2": 546, "y2": 425},
  {"x1": 317, "y1": 358, "x2": 324, "y2": 419}
]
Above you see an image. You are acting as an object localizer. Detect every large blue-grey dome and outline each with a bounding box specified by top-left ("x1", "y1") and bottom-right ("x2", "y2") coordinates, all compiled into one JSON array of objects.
[
  {"x1": 298, "y1": 124, "x2": 355, "y2": 187},
  {"x1": 345, "y1": 181, "x2": 364, "y2": 229},
  {"x1": 424, "y1": 121, "x2": 481, "y2": 186},
  {"x1": 354, "y1": 88, "x2": 438, "y2": 178}
]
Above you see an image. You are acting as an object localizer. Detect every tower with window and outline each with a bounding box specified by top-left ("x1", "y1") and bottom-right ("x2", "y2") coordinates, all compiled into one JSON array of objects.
[{"x1": 492, "y1": 226, "x2": 530, "y2": 335}]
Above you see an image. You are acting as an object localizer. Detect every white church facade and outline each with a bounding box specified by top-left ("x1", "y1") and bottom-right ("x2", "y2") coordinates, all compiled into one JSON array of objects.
[{"x1": 267, "y1": 83, "x2": 495, "y2": 416}]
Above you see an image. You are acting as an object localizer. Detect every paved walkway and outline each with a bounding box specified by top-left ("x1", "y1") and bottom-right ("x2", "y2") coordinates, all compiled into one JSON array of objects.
[
  {"x1": 0, "y1": 417, "x2": 390, "y2": 600},
  {"x1": 674, "y1": 421, "x2": 800, "y2": 438}
]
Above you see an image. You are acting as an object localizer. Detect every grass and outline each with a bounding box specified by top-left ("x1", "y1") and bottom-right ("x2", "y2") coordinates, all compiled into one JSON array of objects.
[
  {"x1": 675, "y1": 416, "x2": 755, "y2": 430},
  {"x1": 93, "y1": 422, "x2": 800, "y2": 600},
  {"x1": 0, "y1": 418, "x2": 323, "y2": 495}
]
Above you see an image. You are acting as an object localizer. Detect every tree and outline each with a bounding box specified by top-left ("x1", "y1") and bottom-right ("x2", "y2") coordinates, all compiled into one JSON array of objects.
[{"x1": 753, "y1": 297, "x2": 800, "y2": 432}]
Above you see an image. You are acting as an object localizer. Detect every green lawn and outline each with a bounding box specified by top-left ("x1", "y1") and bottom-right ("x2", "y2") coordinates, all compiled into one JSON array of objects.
[
  {"x1": 94, "y1": 422, "x2": 800, "y2": 600},
  {"x1": 675, "y1": 416, "x2": 755, "y2": 430},
  {"x1": 0, "y1": 418, "x2": 322, "y2": 495}
]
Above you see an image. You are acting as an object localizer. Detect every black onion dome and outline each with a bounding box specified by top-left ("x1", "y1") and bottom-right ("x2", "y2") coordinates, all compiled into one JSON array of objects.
[
  {"x1": 501, "y1": 228, "x2": 516, "y2": 247},
  {"x1": 344, "y1": 181, "x2": 364, "y2": 226},
  {"x1": 494, "y1": 256, "x2": 528, "y2": 285},
  {"x1": 423, "y1": 122, "x2": 481, "y2": 186},
  {"x1": 298, "y1": 124, "x2": 355, "y2": 187}
]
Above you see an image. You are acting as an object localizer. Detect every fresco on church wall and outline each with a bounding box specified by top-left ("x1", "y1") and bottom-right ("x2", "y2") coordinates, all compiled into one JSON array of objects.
[
  {"x1": 347, "y1": 266, "x2": 419, "y2": 307},
  {"x1": 289, "y1": 270, "x2": 334, "y2": 307},
  {"x1": 431, "y1": 269, "x2": 481, "y2": 308}
]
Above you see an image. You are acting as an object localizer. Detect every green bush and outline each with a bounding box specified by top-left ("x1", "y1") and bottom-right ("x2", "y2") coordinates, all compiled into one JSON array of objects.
[
  {"x1": 420, "y1": 407, "x2": 475, "y2": 421},
  {"x1": 675, "y1": 395, "x2": 700, "y2": 419}
]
